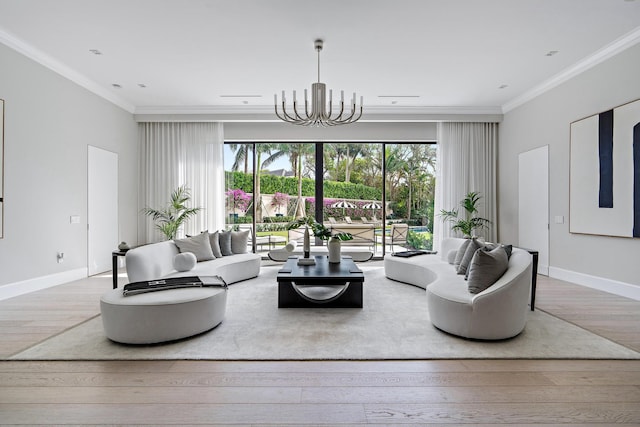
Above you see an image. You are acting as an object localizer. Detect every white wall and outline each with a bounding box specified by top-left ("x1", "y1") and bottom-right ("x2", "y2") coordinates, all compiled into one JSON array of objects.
[
  {"x1": 0, "y1": 43, "x2": 138, "y2": 289},
  {"x1": 499, "y1": 43, "x2": 640, "y2": 293}
]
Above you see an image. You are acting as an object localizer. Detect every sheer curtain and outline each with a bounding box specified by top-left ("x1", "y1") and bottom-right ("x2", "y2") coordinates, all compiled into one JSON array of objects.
[
  {"x1": 433, "y1": 122, "x2": 498, "y2": 250},
  {"x1": 138, "y1": 122, "x2": 225, "y2": 244}
]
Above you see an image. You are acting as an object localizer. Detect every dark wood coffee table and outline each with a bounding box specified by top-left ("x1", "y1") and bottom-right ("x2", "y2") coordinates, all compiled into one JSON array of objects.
[{"x1": 277, "y1": 255, "x2": 365, "y2": 308}]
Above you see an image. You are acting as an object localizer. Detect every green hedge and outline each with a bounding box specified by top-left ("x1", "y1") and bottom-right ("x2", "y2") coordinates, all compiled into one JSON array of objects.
[{"x1": 225, "y1": 171, "x2": 381, "y2": 200}]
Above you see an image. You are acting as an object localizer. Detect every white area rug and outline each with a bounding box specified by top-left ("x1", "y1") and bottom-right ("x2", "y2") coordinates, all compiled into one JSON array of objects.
[{"x1": 11, "y1": 266, "x2": 640, "y2": 360}]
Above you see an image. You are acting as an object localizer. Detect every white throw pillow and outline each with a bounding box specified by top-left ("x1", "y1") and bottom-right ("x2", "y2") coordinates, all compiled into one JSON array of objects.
[
  {"x1": 285, "y1": 240, "x2": 298, "y2": 252},
  {"x1": 173, "y1": 252, "x2": 197, "y2": 272}
]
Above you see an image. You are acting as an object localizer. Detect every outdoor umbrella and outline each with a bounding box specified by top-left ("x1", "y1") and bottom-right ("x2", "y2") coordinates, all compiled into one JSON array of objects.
[
  {"x1": 331, "y1": 200, "x2": 357, "y2": 217},
  {"x1": 362, "y1": 201, "x2": 382, "y2": 209}
]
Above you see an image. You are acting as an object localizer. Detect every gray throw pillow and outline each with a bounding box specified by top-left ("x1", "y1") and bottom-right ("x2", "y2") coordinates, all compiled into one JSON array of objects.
[
  {"x1": 218, "y1": 230, "x2": 233, "y2": 256},
  {"x1": 457, "y1": 238, "x2": 483, "y2": 275},
  {"x1": 483, "y1": 243, "x2": 513, "y2": 260},
  {"x1": 174, "y1": 232, "x2": 214, "y2": 262},
  {"x1": 453, "y1": 239, "x2": 471, "y2": 267},
  {"x1": 231, "y1": 230, "x2": 250, "y2": 254},
  {"x1": 467, "y1": 246, "x2": 509, "y2": 294},
  {"x1": 209, "y1": 231, "x2": 223, "y2": 258}
]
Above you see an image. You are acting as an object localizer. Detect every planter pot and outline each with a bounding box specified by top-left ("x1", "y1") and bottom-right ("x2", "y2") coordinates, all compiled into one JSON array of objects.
[{"x1": 328, "y1": 237, "x2": 341, "y2": 263}]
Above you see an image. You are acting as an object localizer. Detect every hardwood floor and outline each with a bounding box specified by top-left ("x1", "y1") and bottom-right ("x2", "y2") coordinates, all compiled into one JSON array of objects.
[{"x1": 0, "y1": 268, "x2": 639, "y2": 425}]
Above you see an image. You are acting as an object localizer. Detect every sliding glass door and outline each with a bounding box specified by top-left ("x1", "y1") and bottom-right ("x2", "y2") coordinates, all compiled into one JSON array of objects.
[{"x1": 224, "y1": 142, "x2": 435, "y2": 256}]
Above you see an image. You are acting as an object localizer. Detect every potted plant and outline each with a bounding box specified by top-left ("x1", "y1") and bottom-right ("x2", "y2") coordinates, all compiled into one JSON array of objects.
[
  {"x1": 271, "y1": 192, "x2": 289, "y2": 217},
  {"x1": 226, "y1": 188, "x2": 251, "y2": 220},
  {"x1": 440, "y1": 191, "x2": 490, "y2": 238},
  {"x1": 287, "y1": 216, "x2": 353, "y2": 263},
  {"x1": 143, "y1": 186, "x2": 201, "y2": 240}
]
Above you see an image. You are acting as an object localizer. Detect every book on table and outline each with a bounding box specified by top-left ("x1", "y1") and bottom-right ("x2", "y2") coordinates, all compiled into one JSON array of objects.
[{"x1": 123, "y1": 275, "x2": 227, "y2": 296}]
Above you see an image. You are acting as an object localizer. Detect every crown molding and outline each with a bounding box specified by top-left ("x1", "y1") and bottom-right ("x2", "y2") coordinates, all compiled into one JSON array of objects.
[
  {"x1": 502, "y1": 26, "x2": 640, "y2": 113},
  {"x1": 134, "y1": 104, "x2": 503, "y2": 123},
  {"x1": 0, "y1": 26, "x2": 135, "y2": 113}
]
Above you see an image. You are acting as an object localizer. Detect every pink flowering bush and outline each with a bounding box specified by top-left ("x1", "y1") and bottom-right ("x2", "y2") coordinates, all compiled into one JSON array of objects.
[
  {"x1": 270, "y1": 192, "x2": 289, "y2": 214},
  {"x1": 226, "y1": 188, "x2": 251, "y2": 213}
]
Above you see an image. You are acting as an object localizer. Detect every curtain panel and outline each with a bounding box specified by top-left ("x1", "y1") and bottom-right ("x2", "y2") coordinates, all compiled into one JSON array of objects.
[
  {"x1": 433, "y1": 122, "x2": 498, "y2": 250},
  {"x1": 138, "y1": 122, "x2": 224, "y2": 244}
]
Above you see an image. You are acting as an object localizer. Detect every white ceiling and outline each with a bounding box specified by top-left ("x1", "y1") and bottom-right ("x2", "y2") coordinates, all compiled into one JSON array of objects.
[{"x1": 1, "y1": 0, "x2": 639, "y2": 117}]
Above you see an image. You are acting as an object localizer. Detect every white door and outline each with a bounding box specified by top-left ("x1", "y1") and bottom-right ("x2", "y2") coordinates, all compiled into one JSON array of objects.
[
  {"x1": 88, "y1": 146, "x2": 118, "y2": 275},
  {"x1": 518, "y1": 145, "x2": 549, "y2": 275}
]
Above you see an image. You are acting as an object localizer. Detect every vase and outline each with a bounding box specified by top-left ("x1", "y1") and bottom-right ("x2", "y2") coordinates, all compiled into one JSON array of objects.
[
  {"x1": 303, "y1": 226, "x2": 310, "y2": 258},
  {"x1": 328, "y1": 236, "x2": 341, "y2": 263},
  {"x1": 118, "y1": 241, "x2": 130, "y2": 251}
]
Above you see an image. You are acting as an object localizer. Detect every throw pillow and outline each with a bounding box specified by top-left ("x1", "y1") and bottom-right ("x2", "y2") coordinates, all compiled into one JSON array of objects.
[
  {"x1": 285, "y1": 240, "x2": 298, "y2": 252},
  {"x1": 231, "y1": 230, "x2": 250, "y2": 254},
  {"x1": 484, "y1": 243, "x2": 513, "y2": 259},
  {"x1": 173, "y1": 252, "x2": 197, "y2": 272},
  {"x1": 209, "y1": 231, "x2": 223, "y2": 258},
  {"x1": 174, "y1": 232, "x2": 214, "y2": 262},
  {"x1": 457, "y1": 238, "x2": 483, "y2": 275},
  {"x1": 218, "y1": 230, "x2": 233, "y2": 256},
  {"x1": 467, "y1": 246, "x2": 509, "y2": 294},
  {"x1": 453, "y1": 239, "x2": 471, "y2": 267},
  {"x1": 447, "y1": 249, "x2": 457, "y2": 264}
]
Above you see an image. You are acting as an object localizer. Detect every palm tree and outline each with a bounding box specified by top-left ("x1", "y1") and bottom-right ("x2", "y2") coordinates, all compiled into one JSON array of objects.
[
  {"x1": 286, "y1": 143, "x2": 315, "y2": 218},
  {"x1": 254, "y1": 143, "x2": 287, "y2": 221},
  {"x1": 228, "y1": 143, "x2": 250, "y2": 174}
]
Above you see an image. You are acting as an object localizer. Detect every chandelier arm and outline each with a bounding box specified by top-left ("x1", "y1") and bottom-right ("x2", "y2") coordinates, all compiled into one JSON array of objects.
[
  {"x1": 275, "y1": 98, "x2": 295, "y2": 123},
  {"x1": 282, "y1": 99, "x2": 301, "y2": 123}
]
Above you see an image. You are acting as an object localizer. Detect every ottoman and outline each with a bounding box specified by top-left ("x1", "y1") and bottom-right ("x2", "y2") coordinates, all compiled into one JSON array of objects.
[{"x1": 100, "y1": 286, "x2": 227, "y2": 344}]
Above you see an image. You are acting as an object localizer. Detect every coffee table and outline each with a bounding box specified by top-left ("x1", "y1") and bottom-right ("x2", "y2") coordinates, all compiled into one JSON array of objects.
[{"x1": 277, "y1": 255, "x2": 365, "y2": 308}]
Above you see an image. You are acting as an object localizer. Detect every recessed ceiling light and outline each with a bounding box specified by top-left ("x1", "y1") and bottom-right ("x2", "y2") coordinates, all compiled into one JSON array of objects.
[
  {"x1": 89, "y1": 49, "x2": 102, "y2": 55},
  {"x1": 498, "y1": 84, "x2": 509, "y2": 89},
  {"x1": 242, "y1": 100, "x2": 249, "y2": 105},
  {"x1": 220, "y1": 95, "x2": 263, "y2": 98},
  {"x1": 391, "y1": 100, "x2": 398, "y2": 105},
  {"x1": 545, "y1": 50, "x2": 559, "y2": 57},
  {"x1": 112, "y1": 83, "x2": 122, "y2": 89},
  {"x1": 138, "y1": 83, "x2": 147, "y2": 88},
  {"x1": 378, "y1": 95, "x2": 420, "y2": 98}
]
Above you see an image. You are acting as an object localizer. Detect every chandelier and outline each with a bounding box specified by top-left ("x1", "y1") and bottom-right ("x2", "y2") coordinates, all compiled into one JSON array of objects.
[{"x1": 274, "y1": 39, "x2": 363, "y2": 126}]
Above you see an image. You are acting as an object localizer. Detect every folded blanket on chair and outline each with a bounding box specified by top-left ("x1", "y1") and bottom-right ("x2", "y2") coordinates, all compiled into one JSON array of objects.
[{"x1": 392, "y1": 250, "x2": 436, "y2": 258}]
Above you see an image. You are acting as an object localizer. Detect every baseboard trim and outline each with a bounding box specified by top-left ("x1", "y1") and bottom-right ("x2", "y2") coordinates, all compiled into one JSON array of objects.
[
  {"x1": 548, "y1": 266, "x2": 640, "y2": 301},
  {"x1": 538, "y1": 263, "x2": 549, "y2": 276},
  {"x1": 0, "y1": 268, "x2": 88, "y2": 302}
]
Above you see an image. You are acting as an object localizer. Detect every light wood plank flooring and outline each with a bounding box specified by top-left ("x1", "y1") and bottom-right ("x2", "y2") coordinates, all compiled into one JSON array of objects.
[{"x1": 0, "y1": 267, "x2": 639, "y2": 425}]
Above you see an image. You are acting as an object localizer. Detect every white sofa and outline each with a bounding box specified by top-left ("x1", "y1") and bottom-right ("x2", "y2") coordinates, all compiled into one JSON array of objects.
[
  {"x1": 100, "y1": 240, "x2": 260, "y2": 344},
  {"x1": 384, "y1": 237, "x2": 532, "y2": 340},
  {"x1": 125, "y1": 240, "x2": 261, "y2": 284}
]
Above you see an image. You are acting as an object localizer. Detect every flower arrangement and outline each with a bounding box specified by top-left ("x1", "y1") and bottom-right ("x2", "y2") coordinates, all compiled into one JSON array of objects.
[{"x1": 226, "y1": 188, "x2": 251, "y2": 213}]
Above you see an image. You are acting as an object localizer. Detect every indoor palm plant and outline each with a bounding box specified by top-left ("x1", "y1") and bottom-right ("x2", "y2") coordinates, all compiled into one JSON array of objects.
[
  {"x1": 440, "y1": 191, "x2": 490, "y2": 238},
  {"x1": 143, "y1": 186, "x2": 201, "y2": 240}
]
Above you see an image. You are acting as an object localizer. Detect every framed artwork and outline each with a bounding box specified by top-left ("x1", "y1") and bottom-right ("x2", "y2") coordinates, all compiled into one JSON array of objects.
[{"x1": 569, "y1": 98, "x2": 640, "y2": 238}]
